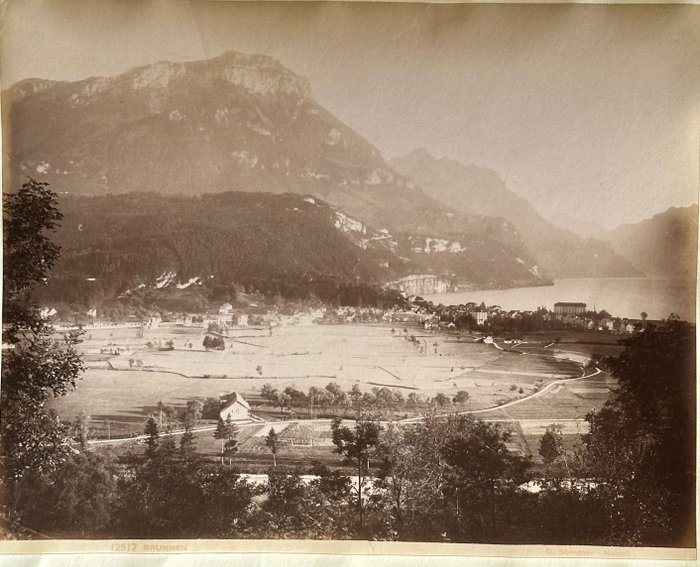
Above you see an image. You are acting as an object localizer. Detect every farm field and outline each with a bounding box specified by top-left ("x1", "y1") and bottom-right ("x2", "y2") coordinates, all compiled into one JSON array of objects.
[{"x1": 50, "y1": 321, "x2": 613, "y2": 467}]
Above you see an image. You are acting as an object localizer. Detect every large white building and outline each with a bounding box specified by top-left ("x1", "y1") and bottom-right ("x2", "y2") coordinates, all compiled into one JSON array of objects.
[{"x1": 553, "y1": 302, "x2": 587, "y2": 317}]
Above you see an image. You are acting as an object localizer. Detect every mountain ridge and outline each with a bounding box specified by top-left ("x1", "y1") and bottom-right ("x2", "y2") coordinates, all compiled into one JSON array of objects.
[
  {"x1": 603, "y1": 204, "x2": 698, "y2": 280},
  {"x1": 390, "y1": 150, "x2": 641, "y2": 279}
]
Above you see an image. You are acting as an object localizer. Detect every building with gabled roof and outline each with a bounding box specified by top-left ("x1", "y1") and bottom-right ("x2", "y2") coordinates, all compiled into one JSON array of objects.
[{"x1": 219, "y1": 392, "x2": 252, "y2": 423}]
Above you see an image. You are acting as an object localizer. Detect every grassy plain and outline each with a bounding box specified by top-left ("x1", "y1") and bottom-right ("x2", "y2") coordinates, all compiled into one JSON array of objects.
[{"x1": 48, "y1": 322, "x2": 615, "y2": 468}]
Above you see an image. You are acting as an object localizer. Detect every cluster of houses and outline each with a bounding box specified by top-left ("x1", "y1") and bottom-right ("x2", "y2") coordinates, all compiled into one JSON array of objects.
[
  {"x1": 319, "y1": 306, "x2": 389, "y2": 325},
  {"x1": 188, "y1": 303, "x2": 327, "y2": 334},
  {"x1": 385, "y1": 298, "x2": 654, "y2": 335},
  {"x1": 174, "y1": 303, "x2": 258, "y2": 330}
]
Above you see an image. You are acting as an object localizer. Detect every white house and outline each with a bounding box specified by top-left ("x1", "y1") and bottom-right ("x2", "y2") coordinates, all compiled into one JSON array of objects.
[
  {"x1": 219, "y1": 303, "x2": 233, "y2": 315},
  {"x1": 219, "y1": 392, "x2": 252, "y2": 423},
  {"x1": 236, "y1": 313, "x2": 249, "y2": 327}
]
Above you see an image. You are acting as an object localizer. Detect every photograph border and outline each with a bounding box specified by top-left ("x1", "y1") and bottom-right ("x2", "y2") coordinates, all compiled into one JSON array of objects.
[{"x1": 0, "y1": 0, "x2": 697, "y2": 564}]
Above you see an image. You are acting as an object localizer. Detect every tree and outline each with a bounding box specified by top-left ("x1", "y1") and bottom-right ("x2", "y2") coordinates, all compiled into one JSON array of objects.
[
  {"x1": 440, "y1": 415, "x2": 530, "y2": 541},
  {"x1": 1, "y1": 180, "x2": 84, "y2": 533},
  {"x1": 185, "y1": 398, "x2": 204, "y2": 426},
  {"x1": 265, "y1": 428, "x2": 279, "y2": 467},
  {"x1": 214, "y1": 415, "x2": 239, "y2": 466},
  {"x1": 72, "y1": 412, "x2": 91, "y2": 451},
  {"x1": 115, "y1": 437, "x2": 207, "y2": 538},
  {"x1": 406, "y1": 392, "x2": 422, "y2": 408},
  {"x1": 432, "y1": 392, "x2": 452, "y2": 408},
  {"x1": 223, "y1": 438, "x2": 239, "y2": 467},
  {"x1": 3, "y1": 179, "x2": 62, "y2": 342},
  {"x1": 144, "y1": 417, "x2": 159, "y2": 460},
  {"x1": 330, "y1": 415, "x2": 382, "y2": 535},
  {"x1": 276, "y1": 392, "x2": 291, "y2": 412},
  {"x1": 162, "y1": 405, "x2": 177, "y2": 431},
  {"x1": 260, "y1": 383, "x2": 278, "y2": 406},
  {"x1": 325, "y1": 382, "x2": 346, "y2": 413},
  {"x1": 453, "y1": 391, "x2": 470, "y2": 408},
  {"x1": 155, "y1": 401, "x2": 166, "y2": 428},
  {"x1": 200, "y1": 467, "x2": 252, "y2": 537},
  {"x1": 213, "y1": 417, "x2": 229, "y2": 465},
  {"x1": 349, "y1": 384, "x2": 362, "y2": 411},
  {"x1": 538, "y1": 424, "x2": 570, "y2": 477},
  {"x1": 180, "y1": 400, "x2": 202, "y2": 460},
  {"x1": 581, "y1": 315, "x2": 695, "y2": 546},
  {"x1": 16, "y1": 451, "x2": 118, "y2": 537}
]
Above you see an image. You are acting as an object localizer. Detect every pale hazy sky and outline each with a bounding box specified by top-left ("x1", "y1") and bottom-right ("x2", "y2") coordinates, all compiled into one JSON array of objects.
[{"x1": 2, "y1": 1, "x2": 699, "y2": 227}]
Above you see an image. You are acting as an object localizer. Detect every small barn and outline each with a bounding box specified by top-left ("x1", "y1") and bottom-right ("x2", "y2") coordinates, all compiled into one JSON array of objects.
[{"x1": 219, "y1": 392, "x2": 252, "y2": 423}]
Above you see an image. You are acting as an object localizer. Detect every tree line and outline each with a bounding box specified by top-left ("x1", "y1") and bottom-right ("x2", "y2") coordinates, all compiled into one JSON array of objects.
[{"x1": 259, "y1": 382, "x2": 471, "y2": 417}]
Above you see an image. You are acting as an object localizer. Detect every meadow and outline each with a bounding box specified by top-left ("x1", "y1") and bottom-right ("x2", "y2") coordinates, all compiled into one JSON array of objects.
[{"x1": 48, "y1": 321, "x2": 615, "y2": 468}]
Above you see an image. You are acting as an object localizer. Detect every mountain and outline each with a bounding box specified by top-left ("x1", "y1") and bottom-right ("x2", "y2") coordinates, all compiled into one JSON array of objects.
[
  {"x1": 603, "y1": 205, "x2": 698, "y2": 280},
  {"x1": 3, "y1": 51, "x2": 547, "y2": 291},
  {"x1": 390, "y1": 150, "x2": 641, "y2": 279}
]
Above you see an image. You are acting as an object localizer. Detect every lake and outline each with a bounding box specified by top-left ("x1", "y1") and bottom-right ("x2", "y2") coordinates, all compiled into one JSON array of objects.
[{"x1": 423, "y1": 277, "x2": 696, "y2": 321}]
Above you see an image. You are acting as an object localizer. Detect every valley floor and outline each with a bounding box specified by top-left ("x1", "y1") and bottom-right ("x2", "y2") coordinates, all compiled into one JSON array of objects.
[{"x1": 48, "y1": 322, "x2": 618, "y2": 470}]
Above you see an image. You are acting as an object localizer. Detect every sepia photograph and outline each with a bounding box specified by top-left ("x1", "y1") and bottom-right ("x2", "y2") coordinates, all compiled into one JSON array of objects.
[{"x1": 0, "y1": 0, "x2": 698, "y2": 561}]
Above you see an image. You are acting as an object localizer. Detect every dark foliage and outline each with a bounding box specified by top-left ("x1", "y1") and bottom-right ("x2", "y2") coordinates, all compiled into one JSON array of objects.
[
  {"x1": 581, "y1": 315, "x2": 696, "y2": 546},
  {"x1": 1, "y1": 181, "x2": 84, "y2": 535}
]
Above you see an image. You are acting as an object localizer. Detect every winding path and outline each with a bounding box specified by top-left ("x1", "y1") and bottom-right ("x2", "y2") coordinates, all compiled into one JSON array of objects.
[{"x1": 396, "y1": 367, "x2": 601, "y2": 424}]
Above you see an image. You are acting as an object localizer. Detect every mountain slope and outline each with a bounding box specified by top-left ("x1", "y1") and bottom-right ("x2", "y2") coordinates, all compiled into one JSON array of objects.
[
  {"x1": 545, "y1": 211, "x2": 607, "y2": 240},
  {"x1": 36, "y1": 192, "x2": 549, "y2": 309},
  {"x1": 3, "y1": 51, "x2": 547, "y2": 289},
  {"x1": 603, "y1": 205, "x2": 698, "y2": 279},
  {"x1": 37, "y1": 192, "x2": 393, "y2": 308},
  {"x1": 390, "y1": 150, "x2": 640, "y2": 278}
]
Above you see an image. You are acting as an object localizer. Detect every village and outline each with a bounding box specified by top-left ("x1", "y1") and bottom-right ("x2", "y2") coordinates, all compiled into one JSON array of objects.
[{"x1": 49, "y1": 293, "x2": 651, "y2": 337}]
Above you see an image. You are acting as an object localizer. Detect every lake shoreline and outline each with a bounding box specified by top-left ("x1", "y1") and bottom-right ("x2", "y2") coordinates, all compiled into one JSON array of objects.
[{"x1": 423, "y1": 276, "x2": 695, "y2": 321}]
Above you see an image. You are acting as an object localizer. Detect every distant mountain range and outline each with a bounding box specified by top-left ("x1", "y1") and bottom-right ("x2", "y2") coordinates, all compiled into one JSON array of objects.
[
  {"x1": 602, "y1": 205, "x2": 698, "y2": 280},
  {"x1": 390, "y1": 150, "x2": 640, "y2": 279}
]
